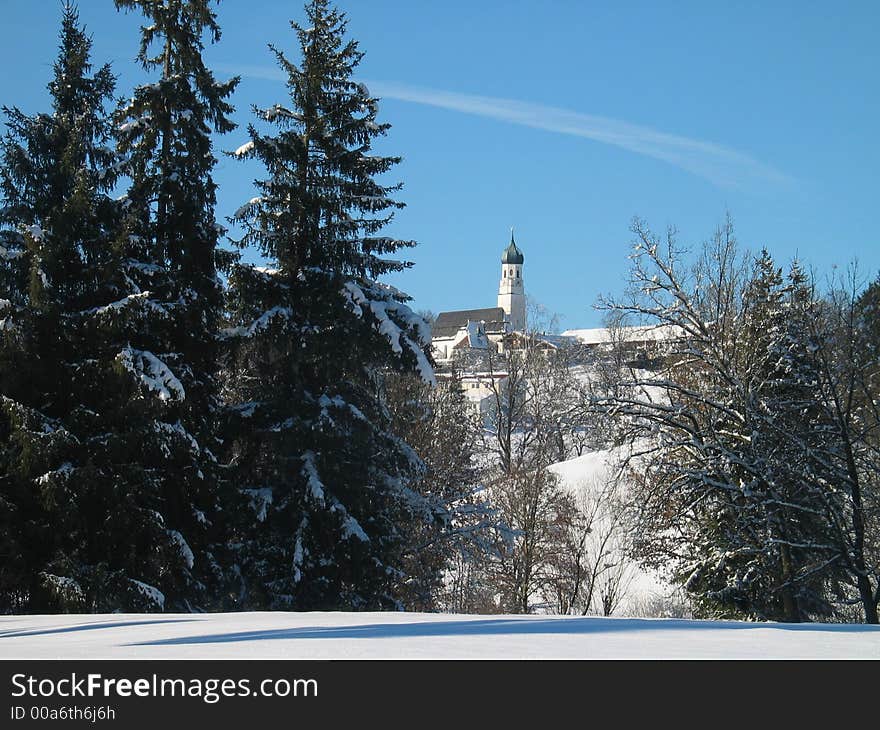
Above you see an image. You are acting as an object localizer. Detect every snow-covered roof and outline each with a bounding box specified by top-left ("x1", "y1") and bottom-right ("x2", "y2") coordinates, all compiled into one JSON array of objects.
[
  {"x1": 506, "y1": 332, "x2": 576, "y2": 348},
  {"x1": 562, "y1": 324, "x2": 682, "y2": 346},
  {"x1": 463, "y1": 320, "x2": 489, "y2": 349}
]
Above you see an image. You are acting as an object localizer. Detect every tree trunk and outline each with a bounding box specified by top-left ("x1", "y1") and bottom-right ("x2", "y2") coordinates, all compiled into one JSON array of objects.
[
  {"x1": 841, "y1": 438, "x2": 879, "y2": 623},
  {"x1": 779, "y1": 543, "x2": 800, "y2": 623}
]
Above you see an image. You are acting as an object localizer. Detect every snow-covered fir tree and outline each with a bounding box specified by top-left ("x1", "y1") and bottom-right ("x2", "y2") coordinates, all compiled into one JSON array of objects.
[
  {"x1": 221, "y1": 0, "x2": 434, "y2": 610},
  {"x1": 0, "y1": 3, "x2": 131, "y2": 612},
  {"x1": 715, "y1": 253, "x2": 844, "y2": 620},
  {"x1": 801, "y1": 269, "x2": 880, "y2": 623},
  {"x1": 64, "y1": 0, "x2": 237, "y2": 611},
  {"x1": 846, "y1": 274, "x2": 880, "y2": 622}
]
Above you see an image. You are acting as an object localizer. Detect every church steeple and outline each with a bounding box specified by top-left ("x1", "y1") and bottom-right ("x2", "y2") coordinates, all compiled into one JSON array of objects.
[
  {"x1": 497, "y1": 230, "x2": 526, "y2": 331},
  {"x1": 501, "y1": 230, "x2": 524, "y2": 265}
]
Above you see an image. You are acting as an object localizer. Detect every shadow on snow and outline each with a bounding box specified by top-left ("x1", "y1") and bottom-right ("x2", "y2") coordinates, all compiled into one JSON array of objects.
[
  {"x1": 127, "y1": 616, "x2": 879, "y2": 646},
  {"x1": 0, "y1": 618, "x2": 199, "y2": 639}
]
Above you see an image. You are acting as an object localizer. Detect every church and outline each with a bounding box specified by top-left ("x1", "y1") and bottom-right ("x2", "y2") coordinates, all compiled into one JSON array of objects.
[
  {"x1": 430, "y1": 233, "x2": 527, "y2": 363},
  {"x1": 430, "y1": 233, "x2": 579, "y2": 419},
  {"x1": 429, "y1": 232, "x2": 677, "y2": 419}
]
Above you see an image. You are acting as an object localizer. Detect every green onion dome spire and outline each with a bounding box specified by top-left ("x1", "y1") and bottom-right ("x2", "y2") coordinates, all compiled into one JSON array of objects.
[{"x1": 501, "y1": 230, "x2": 524, "y2": 264}]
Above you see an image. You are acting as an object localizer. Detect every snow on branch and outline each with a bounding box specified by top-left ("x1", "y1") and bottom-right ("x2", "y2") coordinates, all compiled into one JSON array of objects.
[
  {"x1": 0, "y1": 395, "x2": 72, "y2": 440},
  {"x1": 231, "y1": 140, "x2": 254, "y2": 157},
  {"x1": 233, "y1": 196, "x2": 263, "y2": 219},
  {"x1": 339, "y1": 511, "x2": 369, "y2": 542},
  {"x1": 0, "y1": 244, "x2": 25, "y2": 260},
  {"x1": 342, "y1": 280, "x2": 435, "y2": 385},
  {"x1": 292, "y1": 517, "x2": 309, "y2": 584},
  {"x1": 84, "y1": 291, "x2": 168, "y2": 318},
  {"x1": 301, "y1": 451, "x2": 326, "y2": 505},
  {"x1": 35, "y1": 462, "x2": 75, "y2": 487},
  {"x1": 242, "y1": 487, "x2": 273, "y2": 522},
  {"x1": 260, "y1": 104, "x2": 303, "y2": 122},
  {"x1": 117, "y1": 115, "x2": 152, "y2": 134},
  {"x1": 221, "y1": 306, "x2": 293, "y2": 339},
  {"x1": 117, "y1": 348, "x2": 185, "y2": 402},
  {"x1": 129, "y1": 579, "x2": 165, "y2": 610},
  {"x1": 317, "y1": 393, "x2": 368, "y2": 426},
  {"x1": 153, "y1": 421, "x2": 200, "y2": 457},
  {"x1": 25, "y1": 224, "x2": 46, "y2": 242},
  {"x1": 300, "y1": 451, "x2": 370, "y2": 543},
  {"x1": 40, "y1": 574, "x2": 84, "y2": 605},
  {"x1": 166, "y1": 529, "x2": 195, "y2": 569}
]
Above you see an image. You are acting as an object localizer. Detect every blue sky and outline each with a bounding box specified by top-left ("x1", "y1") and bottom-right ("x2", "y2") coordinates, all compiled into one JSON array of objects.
[{"x1": 2, "y1": 0, "x2": 878, "y2": 329}]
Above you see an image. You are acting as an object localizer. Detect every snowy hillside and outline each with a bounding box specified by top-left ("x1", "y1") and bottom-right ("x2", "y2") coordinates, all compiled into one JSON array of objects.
[
  {"x1": 549, "y1": 448, "x2": 666, "y2": 610},
  {"x1": 3, "y1": 612, "x2": 878, "y2": 659}
]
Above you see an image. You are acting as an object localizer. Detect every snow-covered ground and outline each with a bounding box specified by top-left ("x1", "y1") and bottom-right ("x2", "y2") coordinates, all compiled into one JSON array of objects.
[
  {"x1": 2, "y1": 611, "x2": 878, "y2": 659},
  {"x1": 549, "y1": 447, "x2": 667, "y2": 611},
  {"x1": 5, "y1": 407, "x2": 874, "y2": 661}
]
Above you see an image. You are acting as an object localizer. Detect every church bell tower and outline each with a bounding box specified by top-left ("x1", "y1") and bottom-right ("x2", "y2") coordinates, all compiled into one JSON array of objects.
[{"x1": 497, "y1": 231, "x2": 525, "y2": 332}]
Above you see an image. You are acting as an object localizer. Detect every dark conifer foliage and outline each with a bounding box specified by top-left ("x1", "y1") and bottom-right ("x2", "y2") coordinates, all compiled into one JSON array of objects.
[
  {"x1": 222, "y1": 0, "x2": 434, "y2": 610},
  {"x1": 686, "y1": 253, "x2": 845, "y2": 621},
  {"x1": 0, "y1": 1, "x2": 240, "y2": 613},
  {"x1": 101, "y1": 0, "x2": 240, "y2": 610},
  {"x1": 0, "y1": 3, "x2": 123, "y2": 612}
]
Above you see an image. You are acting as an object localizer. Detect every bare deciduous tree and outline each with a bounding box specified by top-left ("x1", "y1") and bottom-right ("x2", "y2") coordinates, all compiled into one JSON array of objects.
[
  {"x1": 595, "y1": 217, "x2": 856, "y2": 622},
  {"x1": 542, "y1": 475, "x2": 635, "y2": 616}
]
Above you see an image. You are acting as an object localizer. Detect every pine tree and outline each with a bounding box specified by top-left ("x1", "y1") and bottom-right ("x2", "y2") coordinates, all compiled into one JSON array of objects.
[
  {"x1": 93, "y1": 0, "x2": 240, "y2": 610},
  {"x1": 222, "y1": 0, "x2": 434, "y2": 610},
  {"x1": 730, "y1": 255, "x2": 843, "y2": 620},
  {"x1": 0, "y1": 3, "x2": 122, "y2": 612}
]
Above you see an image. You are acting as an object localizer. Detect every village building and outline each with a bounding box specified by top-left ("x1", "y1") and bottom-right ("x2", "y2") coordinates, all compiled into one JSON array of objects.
[
  {"x1": 431, "y1": 233, "x2": 555, "y2": 418},
  {"x1": 430, "y1": 306, "x2": 508, "y2": 363},
  {"x1": 430, "y1": 232, "x2": 678, "y2": 418},
  {"x1": 431, "y1": 233, "x2": 529, "y2": 364}
]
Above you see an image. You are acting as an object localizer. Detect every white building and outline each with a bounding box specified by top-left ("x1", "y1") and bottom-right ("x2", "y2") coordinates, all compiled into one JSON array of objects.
[
  {"x1": 497, "y1": 233, "x2": 525, "y2": 332},
  {"x1": 431, "y1": 233, "x2": 527, "y2": 364},
  {"x1": 429, "y1": 232, "x2": 681, "y2": 419},
  {"x1": 429, "y1": 234, "x2": 532, "y2": 420},
  {"x1": 431, "y1": 307, "x2": 508, "y2": 363},
  {"x1": 436, "y1": 368, "x2": 509, "y2": 422}
]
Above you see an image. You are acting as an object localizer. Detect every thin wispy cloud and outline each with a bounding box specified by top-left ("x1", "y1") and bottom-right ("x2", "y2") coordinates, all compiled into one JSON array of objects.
[{"x1": 224, "y1": 64, "x2": 791, "y2": 190}]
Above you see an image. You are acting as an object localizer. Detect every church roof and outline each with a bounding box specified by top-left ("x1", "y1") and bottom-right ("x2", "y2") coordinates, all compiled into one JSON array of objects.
[
  {"x1": 501, "y1": 233, "x2": 524, "y2": 264},
  {"x1": 432, "y1": 307, "x2": 507, "y2": 338}
]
